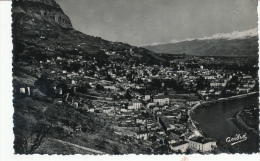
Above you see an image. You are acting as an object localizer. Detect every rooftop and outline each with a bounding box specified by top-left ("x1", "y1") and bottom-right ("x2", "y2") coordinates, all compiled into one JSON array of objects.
[
  {"x1": 170, "y1": 141, "x2": 189, "y2": 147},
  {"x1": 190, "y1": 136, "x2": 216, "y2": 144},
  {"x1": 154, "y1": 95, "x2": 169, "y2": 99}
]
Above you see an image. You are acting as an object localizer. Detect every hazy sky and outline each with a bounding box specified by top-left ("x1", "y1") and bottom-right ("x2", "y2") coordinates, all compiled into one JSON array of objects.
[{"x1": 56, "y1": 0, "x2": 258, "y2": 46}]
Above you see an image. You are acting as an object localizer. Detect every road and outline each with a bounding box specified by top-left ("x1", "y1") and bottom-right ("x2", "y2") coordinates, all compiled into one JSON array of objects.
[{"x1": 50, "y1": 138, "x2": 105, "y2": 154}]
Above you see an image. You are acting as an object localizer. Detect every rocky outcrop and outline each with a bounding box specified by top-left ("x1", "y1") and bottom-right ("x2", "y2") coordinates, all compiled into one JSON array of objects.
[{"x1": 12, "y1": 0, "x2": 72, "y2": 29}]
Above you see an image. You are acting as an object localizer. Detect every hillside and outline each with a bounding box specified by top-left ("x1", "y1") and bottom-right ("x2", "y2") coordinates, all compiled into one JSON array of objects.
[
  {"x1": 12, "y1": 0, "x2": 162, "y2": 63},
  {"x1": 143, "y1": 29, "x2": 258, "y2": 56},
  {"x1": 12, "y1": 0, "x2": 159, "y2": 154}
]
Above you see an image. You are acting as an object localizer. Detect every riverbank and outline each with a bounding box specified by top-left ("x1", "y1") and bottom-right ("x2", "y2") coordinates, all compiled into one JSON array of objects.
[
  {"x1": 188, "y1": 91, "x2": 259, "y2": 137},
  {"x1": 187, "y1": 103, "x2": 204, "y2": 136},
  {"x1": 232, "y1": 110, "x2": 259, "y2": 134},
  {"x1": 190, "y1": 91, "x2": 258, "y2": 115},
  {"x1": 230, "y1": 110, "x2": 259, "y2": 153},
  {"x1": 188, "y1": 91, "x2": 259, "y2": 153}
]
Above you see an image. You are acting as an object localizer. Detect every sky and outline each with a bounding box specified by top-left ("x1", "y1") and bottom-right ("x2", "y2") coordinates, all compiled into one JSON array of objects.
[{"x1": 56, "y1": 0, "x2": 258, "y2": 46}]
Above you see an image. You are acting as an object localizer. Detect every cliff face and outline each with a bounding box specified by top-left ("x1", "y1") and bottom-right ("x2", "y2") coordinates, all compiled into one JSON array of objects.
[
  {"x1": 12, "y1": 0, "x2": 75, "y2": 48},
  {"x1": 12, "y1": 0, "x2": 108, "y2": 57},
  {"x1": 12, "y1": 0, "x2": 72, "y2": 29}
]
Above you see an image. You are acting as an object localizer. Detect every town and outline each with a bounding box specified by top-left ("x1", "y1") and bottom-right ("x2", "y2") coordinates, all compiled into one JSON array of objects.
[{"x1": 13, "y1": 45, "x2": 258, "y2": 154}]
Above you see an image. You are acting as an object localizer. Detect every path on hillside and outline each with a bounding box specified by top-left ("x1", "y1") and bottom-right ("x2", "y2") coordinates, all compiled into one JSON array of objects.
[{"x1": 50, "y1": 138, "x2": 105, "y2": 154}]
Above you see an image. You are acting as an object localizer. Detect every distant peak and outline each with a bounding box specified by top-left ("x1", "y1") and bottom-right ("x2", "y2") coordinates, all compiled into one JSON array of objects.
[
  {"x1": 199, "y1": 28, "x2": 258, "y2": 41},
  {"x1": 144, "y1": 28, "x2": 258, "y2": 46}
]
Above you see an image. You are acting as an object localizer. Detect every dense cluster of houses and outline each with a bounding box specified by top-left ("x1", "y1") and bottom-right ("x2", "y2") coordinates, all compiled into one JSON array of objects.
[{"x1": 15, "y1": 50, "x2": 258, "y2": 154}]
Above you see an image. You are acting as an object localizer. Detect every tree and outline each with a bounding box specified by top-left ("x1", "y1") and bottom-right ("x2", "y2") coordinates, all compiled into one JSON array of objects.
[
  {"x1": 196, "y1": 76, "x2": 206, "y2": 90},
  {"x1": 34, "y1": 74, "x2": 55, "y2": 96},
  {"x1": 125, "y1": 89, "x2": 132, "y2": 100},
  {"x1": 185, "y1": 148, "x2": 192, "y2": 154},
  {"x1": 77, "y1": 82, "x2": 91, "y2": 93},
  {"x1": 13, "y1": 114, "x2": 52, "y2": 154},
  {"x1": 152, "y1": 79, "x2": 162, "y2": 89},
  {"x1": 70, "y1": 62, "x2": 81, "y2": 72},
  {"x1": 96, "y1": 84, "x2": 104, "y2": 91}
]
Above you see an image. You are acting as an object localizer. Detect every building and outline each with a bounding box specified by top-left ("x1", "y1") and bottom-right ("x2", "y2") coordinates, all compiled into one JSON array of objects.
[
  {"x1": 186, "y1": 99, "x2": 201, "y2": 106},
  {"x1": 153, "y1": 95, "x2": 169, "y2": 106},
  {"x1": 128, "y1": 99, "x2": 142, "y2": 110},
  {"x1": 242, "y1": 83, "x2": 255, "y2": 89},
  {"x1": 210, "y1": 80, "x2": 227, "y2": 87},
  {"x1": 136, "y1": 116, "x2": 147, "y2": 124},
  {"x1": 187, "y1": 75, "x2": 198, "y2": 79},
  {"x1": 19, "y1": 86, "x2": 32, "y2": 95},
  {"x1": 167, "y1": 131, "x2": 181, "y2": 144},
  {"x1": 242, "y1": 75, "x2": 252, "y2": 79},
  {"x1": 102, "y1": 105, "x2": 115, "y2": 114},
  {"x1": 103, "y1": 84, "x2": 116, "y2": 91},
  {"x1": 136, "y1": 131, "x2": 150, "y2": 140},
  {"x1": 188, "y1": 137, "x2": 216, "y2": 152},
  {"x1": 144, "y1": 94, "x2": 151, "y2": 101},
  {"x1": 203, "y1": 75, "x2": 216, "y2": 80},
  {"x1": 88, "y1": 107, "x2": 95, "y2": 112},
  {"x1": 238, "y1": 87, "x2": 250, "y2": 94},
  {"x1": 170, "y1": 141, "x2": 189, "y2": 153}
]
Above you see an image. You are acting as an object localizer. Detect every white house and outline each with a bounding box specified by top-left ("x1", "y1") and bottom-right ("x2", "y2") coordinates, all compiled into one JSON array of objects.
[
  {"x1": 153, "y1": 95, "x2": 169, "y2": 106},
  {"x1": 188, "y1": 137, "x2": 216, "y2": 152},
  {"x1": 144, "y1": 94, "x2": 151, "y2": 101},
  {"x1": 88, "y1": 107, "x2": 95, "y2": 113},
  {"x1": 210, "y1": 80, "x2": 227, "y2": 87},
  {"x1": 128, "y1": 99, "x2": 142, "y2": 110},
  {"x1": 238, "y1": 87, "x2": 250, "y2": 94},
  {"x1": 19, "y1": 87, "x2": 31, "y2": 95},
  {"x1": 136, "y1": 131, "x2": 150, "y2": 140},
  {"x1": 103, "y1": 106, "x2": 114, "y2": 114}
]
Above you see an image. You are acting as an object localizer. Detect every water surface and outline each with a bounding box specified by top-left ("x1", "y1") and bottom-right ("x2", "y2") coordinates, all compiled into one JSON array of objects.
[{"x1": 192, "y1": 94, "x2": 258, "y2": 153}]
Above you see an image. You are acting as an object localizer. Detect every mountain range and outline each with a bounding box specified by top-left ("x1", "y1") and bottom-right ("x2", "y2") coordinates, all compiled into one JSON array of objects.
[
  {"x1": 143, "y1": 29, "x2": 258, "y2": 56},
  {"x1": 12, "y1": 0, "x2": 258, "y2": 59}
]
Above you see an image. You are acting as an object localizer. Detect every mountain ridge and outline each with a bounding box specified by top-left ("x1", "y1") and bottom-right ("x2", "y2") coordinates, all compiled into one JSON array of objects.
[
  {"x1": 143, "y1": 29, "x2": 258, "y2": 56},
  {"x1": 144, "y1": 28, "x2": 258, "y2": 47}
]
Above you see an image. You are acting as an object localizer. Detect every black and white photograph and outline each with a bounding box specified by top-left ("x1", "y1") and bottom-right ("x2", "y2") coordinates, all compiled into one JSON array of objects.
[{"x1": 10, "y1": 0, "x2": 259, "y2": 155}]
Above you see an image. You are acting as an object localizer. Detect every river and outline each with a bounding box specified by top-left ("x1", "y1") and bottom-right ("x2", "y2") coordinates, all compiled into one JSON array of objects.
[{"x1": 192, "y1": 94, "x2": 259, "y2": 153}]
